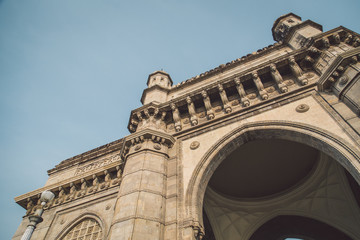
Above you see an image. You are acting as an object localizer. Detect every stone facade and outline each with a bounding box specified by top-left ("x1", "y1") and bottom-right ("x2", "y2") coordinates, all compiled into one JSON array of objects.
[{"x1": 13, "y1": 13, "x2": 360, "y2": 240}]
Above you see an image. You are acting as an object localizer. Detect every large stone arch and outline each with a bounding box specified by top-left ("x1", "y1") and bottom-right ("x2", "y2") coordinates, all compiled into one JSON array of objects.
[{"x1": 184, "y1": 121, "x2": 360, "y2": 234}]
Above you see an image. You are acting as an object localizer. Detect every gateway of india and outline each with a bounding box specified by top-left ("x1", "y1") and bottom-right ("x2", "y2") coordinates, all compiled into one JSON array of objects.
[{"x1": 13, "y1": 13, "x2": 360, "y2": 240}]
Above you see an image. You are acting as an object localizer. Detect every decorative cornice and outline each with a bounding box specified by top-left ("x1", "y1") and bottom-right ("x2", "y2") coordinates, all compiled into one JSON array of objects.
[
  {"x1": 318, "y1": 47, "x2": 360, "y2": 91},
  {"x1": 48, "y1": 138, "x2": 124, "y2": 175},
  {"x1": 15, "y1": 161, "x2": 123, "y2": 209},
  {"x1": 122, "y1": 129, "x2": 175, "y2": 157}
]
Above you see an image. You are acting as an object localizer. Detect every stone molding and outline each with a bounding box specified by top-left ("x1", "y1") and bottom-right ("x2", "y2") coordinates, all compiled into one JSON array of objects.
[
  {"x1": 122, "y1": 168, "x2": 167, "y2": 178},
  {"x1": 111, "y1": 215, "x2": 165, "y2": 226}
]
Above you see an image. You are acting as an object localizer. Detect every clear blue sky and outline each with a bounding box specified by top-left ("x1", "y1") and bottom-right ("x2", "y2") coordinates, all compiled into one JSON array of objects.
[{"x1": 0, "y1": 0, "x2": 359, "y2": 239}]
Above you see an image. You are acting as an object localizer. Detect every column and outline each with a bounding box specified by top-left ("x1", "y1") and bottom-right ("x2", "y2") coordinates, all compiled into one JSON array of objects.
[{"x1": 108, "y1": 129, "x2": 175, "y2": 240}]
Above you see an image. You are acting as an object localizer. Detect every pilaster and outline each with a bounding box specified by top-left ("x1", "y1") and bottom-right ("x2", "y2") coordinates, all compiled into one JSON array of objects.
[{"x1": 108, "y1": 129, "x2": 175, "y2": 240}]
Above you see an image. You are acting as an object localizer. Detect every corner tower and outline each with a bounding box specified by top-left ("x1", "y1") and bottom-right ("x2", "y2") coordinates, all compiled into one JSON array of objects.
[
  {"x1": 272, "y1": 13, "x2": 323, "y2": 49},
  {"x1": 141, "y1": 70, "x2": 173, "y2": 105}
]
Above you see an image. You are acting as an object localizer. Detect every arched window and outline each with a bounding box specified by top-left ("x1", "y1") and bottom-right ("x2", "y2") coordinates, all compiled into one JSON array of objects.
[{"x1": 61, "y1": 218, "x2": 103, "y2": 240}]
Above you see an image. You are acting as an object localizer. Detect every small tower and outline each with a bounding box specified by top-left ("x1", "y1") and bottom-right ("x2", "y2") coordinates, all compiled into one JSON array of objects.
[
  {"x1": 272, "y1": 13, "x2": 323, "y2": 49},
  {"x1": 141, "y1": 70, "x2": 173, "y2": 105}
]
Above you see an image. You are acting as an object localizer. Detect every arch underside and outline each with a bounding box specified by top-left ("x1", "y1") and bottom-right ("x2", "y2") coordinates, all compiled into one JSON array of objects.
[
  {"x1": 249, "y1": 215, "x2": 352, "y2": 240},
  {"x1": 185, "y1": 121, "x2": 360, "y2": 240},
  {"x1": 204, "y1": 152, "x2": 360, "y2": 240}
]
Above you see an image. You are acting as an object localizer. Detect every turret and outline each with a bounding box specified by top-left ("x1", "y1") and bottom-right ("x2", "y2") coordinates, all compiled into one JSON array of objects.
[
  {"x1": 141, "y1": 70, "x2": 173, "y2": 105},
  {"x1": 272, "y1": 13, "x2": 323, "y2": 49}
]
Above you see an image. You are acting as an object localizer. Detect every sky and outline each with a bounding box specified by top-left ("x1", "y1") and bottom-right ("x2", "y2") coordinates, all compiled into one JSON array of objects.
[{"x1": 0, "y1": 0, "x2": 359, "y2": 239}]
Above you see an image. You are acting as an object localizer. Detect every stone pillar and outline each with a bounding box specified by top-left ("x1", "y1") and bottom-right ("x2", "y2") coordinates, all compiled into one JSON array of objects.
[{"x1": 108, "y1": 129, "x2": 175, "y2": 240}]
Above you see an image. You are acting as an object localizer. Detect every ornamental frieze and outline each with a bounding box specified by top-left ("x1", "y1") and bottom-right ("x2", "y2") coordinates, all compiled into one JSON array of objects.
[{"x1": 74, "y1": 153, "x2": 121, "y2": 176}]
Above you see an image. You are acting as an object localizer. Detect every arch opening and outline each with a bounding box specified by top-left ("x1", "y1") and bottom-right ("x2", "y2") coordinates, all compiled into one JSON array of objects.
[
  {"x1": 249, "y1": 215, "x2": 352, "y2": 240},
  {"x1": 185, "y1": 122, "x2": 360, "y2": 240},
  {"x1": 208, "y1": 139, "x2": 319, "y2": 199}
]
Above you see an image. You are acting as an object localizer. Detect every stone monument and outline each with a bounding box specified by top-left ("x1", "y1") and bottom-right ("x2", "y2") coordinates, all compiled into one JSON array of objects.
[{"x1": 12, "y1": 13, "x2": 360, "y2": 240}]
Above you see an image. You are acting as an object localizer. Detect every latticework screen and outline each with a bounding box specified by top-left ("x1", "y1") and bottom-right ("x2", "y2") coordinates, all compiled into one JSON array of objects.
[{"x1": 62, "y1": 218, "x2": 102, "y2": 240}]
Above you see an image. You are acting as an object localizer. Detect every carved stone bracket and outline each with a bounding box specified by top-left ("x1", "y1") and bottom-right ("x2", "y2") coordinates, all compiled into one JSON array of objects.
[
  {"x1": 170, "y1": 103, "x2": 182, "y2": 132},
  {"x1": 122, "y1": 129, "x2": 175, "y2": 158},
  {"x1": 201, "y1": 90, "x2": 215, "y2": 120},
  {"x1": 186, "y1": 96, "x2": 199, "y2": 126},
  {"x1": 251, "y1": 71, "x2": 268, "y2": 100},
  {"x1": 234, "y1": 77, "x2": 250, "y2": 107},
  {"x1": 218, "y1": 84, "x2": 232, "y2": 113},
  {"x1": 270, "y1": 64, "x2": 288, "y2": 93},
  {"x1": 289, "y1": 56, "x2": 308, "y2": 85},
  {"x1": 128, "y1": 103, "x2": 167, "y2": 133}
]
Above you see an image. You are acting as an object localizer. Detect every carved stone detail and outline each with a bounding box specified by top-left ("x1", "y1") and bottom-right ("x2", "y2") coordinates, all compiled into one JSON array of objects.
[
  {"x1": 321, "y1": 37, "x2": 330, "y2": 48},
  {"x1": 171, "y1": 103, "x2": 182, "y2": 132},
  {"x1": 122, "y1": 129, "x2": 175, "y2": 157},
  {"x1": 190, "y1": 141, "x2": 200, "y2": 150},
  {"x1": 201, "y1": 90, "x2": 215, "y2": 120},
  {"x1": 129, "y1": 105, "x2": 168, "y2": 133},
  {"x1": 251, "y1": 72, "x2": 268, "y2": 100},
  {"x1": 88, "y1": 175, "x2": 99, "y2": 194},
  {"x1": 186, "y1": 96, "x2": 198, "y2": 126},
  {"x1": 270, "y1": 64, "x2": 288, "y2": 93},
  {"x1": 153, "y1": 143, "x2": 162, "y2": 150},
  {"x1": 218, "y1": 84, "x2": 232, "y2": 113},
  {"x1": 111, "y1": 165, "x2": 122, "y2": 186},
  {"x1": 75, "y1": 154, "x2": 121, "y2": 176},
  {"x1": 25, "y1": 198, "x2": 34, "y2": 216},
  {"x1": 289, "y1": 56, "x2": 308, "y2": 85},
  {"x1": 296, "y1": 104, "x2": 310, "y2": 113},
  {"x1": 77, "y1": 178, "x2": 88, "y2": 198}
]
